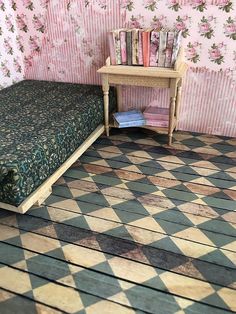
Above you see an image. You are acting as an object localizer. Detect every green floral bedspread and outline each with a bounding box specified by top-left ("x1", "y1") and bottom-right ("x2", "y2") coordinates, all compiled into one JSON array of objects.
[{"x1": 0, "y1": 80, "x2": 116, "y2": 207}]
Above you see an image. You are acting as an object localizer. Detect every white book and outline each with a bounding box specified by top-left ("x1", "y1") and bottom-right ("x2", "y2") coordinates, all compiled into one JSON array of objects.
[
  {"x1": 171, "y1": 30, "x2": 182, "y2": 67},
  {"x1": 165, "y1": 31, "x2": 175, "y2": 68},
  {"x1": 132, "y1": 29, "x2": 139, "y2": 65},
  {"x1": 158, "y1": 30, "x2": 167, "y2": 67},
  {"x1": 113, "y1": 30, "x2": 122, "y2": 65}
]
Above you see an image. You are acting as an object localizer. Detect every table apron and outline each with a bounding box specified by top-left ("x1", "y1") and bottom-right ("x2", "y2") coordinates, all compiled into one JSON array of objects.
[{"x1": 108, "y1": 75, "x2": 170, "y2": 88}]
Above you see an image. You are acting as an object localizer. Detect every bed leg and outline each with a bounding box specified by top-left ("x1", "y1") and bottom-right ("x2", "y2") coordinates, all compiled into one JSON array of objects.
[{"x1": 35, "y1": 187, "x2": 52, "y2": 207}]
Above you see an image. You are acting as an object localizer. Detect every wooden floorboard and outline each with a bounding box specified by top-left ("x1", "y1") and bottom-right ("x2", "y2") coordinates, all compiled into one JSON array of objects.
[{"x1": 0, "y1": 129, "x2": 235, "y2": 313}]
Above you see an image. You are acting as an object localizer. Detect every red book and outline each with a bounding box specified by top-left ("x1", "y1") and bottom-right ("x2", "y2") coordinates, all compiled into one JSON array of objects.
[{"x1": 142, "y1": 30, "x2": 152, "y2": 67}]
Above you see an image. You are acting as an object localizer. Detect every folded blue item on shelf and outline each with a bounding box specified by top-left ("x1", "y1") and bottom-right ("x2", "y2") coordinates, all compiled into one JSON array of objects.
[{"x1": 113, "y1": 110, "x2": 146, "y2": 128}]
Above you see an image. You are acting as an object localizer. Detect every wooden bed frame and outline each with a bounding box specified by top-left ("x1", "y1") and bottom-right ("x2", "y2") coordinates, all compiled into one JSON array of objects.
[{"x1": 0, "y1": 125, "x2": 105, "y2": 214}]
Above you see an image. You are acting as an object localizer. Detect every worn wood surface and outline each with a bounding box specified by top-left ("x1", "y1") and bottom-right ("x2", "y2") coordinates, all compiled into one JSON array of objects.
[{"x1": 0, "y1": 129, "x2": 235, "y2": 314}]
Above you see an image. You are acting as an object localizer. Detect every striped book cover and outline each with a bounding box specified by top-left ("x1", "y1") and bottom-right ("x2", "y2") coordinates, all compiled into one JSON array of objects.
[
  {"x1": 150, "y1": 30, "x2": 159, "y2": 67},
  {"x1": 165, "y1": 31, "x2": 175, "y2": 68},
  {"x1": 142, "y1": 29, "x2": 152, "y2": 67},
  {"x1": 138, "y1": 30, "x2": 144, "y2": 65},
  {"x1": 171, "y1": 31, "x2": 182, "y2": 66},
  {"x1": 108, "y1": 32, "x2": 116, "y2": 65},
  {"x1": 113, "y1": 30, "x2": 121, "y2": 65},
  {"x1": 143, "y1": 106, "x2": 169, "y2": 121},
  {"x1": 158, "y1": 30, "x2": 167, "y2": 67},
  {"x1": 145, "y1": 119, "x2": 169, "y2": 127},
  {"x1": 126, "y1": 30, "x2": 132, "y2": 66},
  {"x1": 132, "y1": 29, "x2": 139, "y2": 65},
  {"x1": 120, "y1": 31, "x2": 127, "y2": 65}
]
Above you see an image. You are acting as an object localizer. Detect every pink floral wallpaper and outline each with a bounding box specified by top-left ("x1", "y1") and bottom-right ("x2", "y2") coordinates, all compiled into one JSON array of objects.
[
  {"x1": 123, "y1": 0, "x2": 236, "y2": 69},
  {"x1": 121, "y1": 0, "x2": 236, "y2": 136},
  {"x1": 0, "y1": 0, "x2": 235, "y2": 136},
  {"x1": 0, "y1": 0, "x2": 24, "y2": 89}
]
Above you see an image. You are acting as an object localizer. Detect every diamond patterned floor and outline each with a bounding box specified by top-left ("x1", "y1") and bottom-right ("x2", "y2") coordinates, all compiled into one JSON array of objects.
[{"x1": 0, "y1": 129, "x2": 236, "y2": 314}]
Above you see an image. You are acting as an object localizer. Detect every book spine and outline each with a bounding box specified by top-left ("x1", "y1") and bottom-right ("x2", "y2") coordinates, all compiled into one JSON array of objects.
[
  {"x1": 126, "y1": 31, "x2": 132, "y2": 66},
  {"x1": 138, "y1": 30, "x2": 143, "y2": 65},
  {"x1": 114, "y1": 114, "x2": 145, "y2": 123},
  {"x1": 108, "y1": 32, "x2": 116, "y2": 65},
  {"x1": 145, "y1": 120, "x2": 169, "y2": 127},
  {"x1": 142, "y1": 31, "x2": 151, "y2": 67},
  {"x1": 171, "y1": 30, "x2": 182, "y2": 67},
  {"x1": 113, "y1": 30, "x2": 121, "y2": 65},
  {"x1": 118, "y1": 120, "x2": 146, "y2": 128},
  {"x1": 158, "y1": 31, "x2": 167, "y2": 67},
  {"x1": 165, "y1": 31, "x2": 175, "y2": 68},
  {"x1": 149, "y1": 30, "x2": 159, "y2": 67},
  {"x1": 132, "y1": 30, "x2": 139, "y2": 65},
  {"x1": 113, "y1": 109, "x2": 140, "y2": 118},
  {"x1": 120, "y1": 31, "x2": 127, "y2": 65},
  {"x1": 143, "y1": 113, "x2": 169, "y2": 121}
]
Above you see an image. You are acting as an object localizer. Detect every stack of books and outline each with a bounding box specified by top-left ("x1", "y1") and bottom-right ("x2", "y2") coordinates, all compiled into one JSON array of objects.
[
  {"x1": 143, "y1": 107, "x2": 169, "y2": 127},
  {"x1": 113, "y1": 110, "x2": 146, "y2": 128},
  {"x1": 108, "y1": 28, "x2": 182, "y2": 68}
]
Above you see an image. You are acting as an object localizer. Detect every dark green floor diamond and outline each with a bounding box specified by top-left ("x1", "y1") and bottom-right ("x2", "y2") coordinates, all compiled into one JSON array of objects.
[
  {"x1": 114, "y1": 200, "x2": 149, "y2": 216},
  {"x1": 151, "y1": 237, "x2": 183, "y2": 255},
  {"x1": 63, "y1": 215, "x2": 90, "y2": 231},
  {"x1": 200, "y1": 229, "x2": 235, "y2": 248},
  {"x1": 76, "y1": 193, "x2": 109, "y2": 208},
  {"x1": 157, "y1": 219, "x2": 190, "y2": 235},
  {"x1": 113, "y1": 208, "x2": 145, "y2": 224},
  {"x1": 105, "y1": 226, "x2": 135, "y2": 243},
  {"x1": 73, "y1": 268, "x2": 122, "y2": 299},
  {"x1": 92, "y1": 261, "x2": 115, "y2": 276},
  {"x1": 198, "y1": 219, "x2": 236, "y2": 238},
  {"x1": 162, "y1": 189, "x2": 198, "y2": 202},
  {"x1": 76, "y1": 200, "x2": 103, "y2": 214},
  {"x1": 125, "y1": 284, "x2": 181, "y2": 314},
  {"x1": 0, "y1": 294, "x2": 38, "y2": 314},
  {"x1": 200, "y1": 249, "x2": 236, "y2": 269},
  {"x1": 26, "y1": 254, "x2": 71, "y2": 282},
  {"x1": 52, "y1": 185, "x2": 74, "y2": 199},
  {"x1": 202, "y1": 196, "x2": 236, "y2": 211},
  {"x1": 91, "y1": 174, "x2": 123, "y2": 187},
  {"x1": 153, "y1": 210, "x2": 194, "y2": 228},
  {"x1": 0, "y1": 242, "x2": 25, "y2": 267},
  {"x1": 126, "y1": 181, "x2": 157, "y2": 194}
]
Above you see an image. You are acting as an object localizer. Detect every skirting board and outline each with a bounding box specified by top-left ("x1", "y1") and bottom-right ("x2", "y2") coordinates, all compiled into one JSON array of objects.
[{"x1": 0, "y1": 124, "x2": 105, "y2": 214}]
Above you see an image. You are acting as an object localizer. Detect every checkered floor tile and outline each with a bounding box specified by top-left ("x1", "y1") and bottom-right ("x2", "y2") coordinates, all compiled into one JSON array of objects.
[{"x1": 0, "y1": 129, "x2": 235, "y2": 314}]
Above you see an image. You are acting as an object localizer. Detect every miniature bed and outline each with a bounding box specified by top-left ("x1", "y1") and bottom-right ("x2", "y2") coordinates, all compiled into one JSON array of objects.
[{"x1": 0, "y1": 80, "x2": 116, "y2": 214}]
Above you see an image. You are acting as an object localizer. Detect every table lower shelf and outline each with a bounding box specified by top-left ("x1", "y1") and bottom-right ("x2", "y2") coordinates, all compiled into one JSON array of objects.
[{"x1": 109, "y1": 117, "x2": 177, "y2": 135}]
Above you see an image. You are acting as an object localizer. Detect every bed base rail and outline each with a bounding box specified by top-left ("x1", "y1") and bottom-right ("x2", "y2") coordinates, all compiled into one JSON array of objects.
[{"x1": 0, "y1": 125, "x2": 105, "y2": 214}]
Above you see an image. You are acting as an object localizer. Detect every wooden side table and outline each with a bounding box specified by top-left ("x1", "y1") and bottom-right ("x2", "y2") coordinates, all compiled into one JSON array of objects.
[{"x1": 97, "y1": 52, "x2": 188, "y2": 145}]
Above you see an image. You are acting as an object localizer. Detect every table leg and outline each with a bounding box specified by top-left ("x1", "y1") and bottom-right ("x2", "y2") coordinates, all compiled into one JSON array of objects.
[
  {"x1": 102, "y1": 74, "x2": 110, "y2": 136},
  {"x1": 116, "y1": 85, "x2": 122, "y2": 112},
  {"x1": 175, "y1": 79, "x2": 182, "y2": 131},
  {"x1": 168, "y1": 96, "x2": 176, "y2": 146},
  {"x1": 169, "y1": 79, "x2": 178, "y2": 146}
]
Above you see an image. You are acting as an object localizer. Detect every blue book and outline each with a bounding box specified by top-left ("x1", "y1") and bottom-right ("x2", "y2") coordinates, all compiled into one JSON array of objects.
[
  {"x1": 113, "y1": 110, "x2": 145, "y2": 128},
  {"x1": 116, "y1": 119, "x2": 146, "y2": 128}
]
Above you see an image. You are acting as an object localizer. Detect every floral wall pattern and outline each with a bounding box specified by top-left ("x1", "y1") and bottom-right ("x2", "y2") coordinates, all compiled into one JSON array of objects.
[
  {"x1": 122, "y1": 0, "x2": 236, "y2": 136},
  {"x1": 123, "y1": 0, "x2": 236, "y2": 69},
  {"x1": 0, "y1": 0, "x2": 235, "y2": 136},
  {"x1": 0, "y1": 0, "x2": 24, "y2": 89}
]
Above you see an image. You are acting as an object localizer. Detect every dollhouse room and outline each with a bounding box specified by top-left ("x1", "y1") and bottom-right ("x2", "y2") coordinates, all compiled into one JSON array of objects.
[{"x1": 0, "y1": 0, "x2": 235, "y2": 313}]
